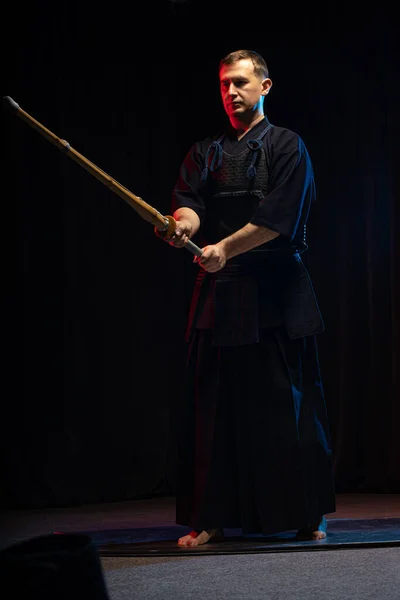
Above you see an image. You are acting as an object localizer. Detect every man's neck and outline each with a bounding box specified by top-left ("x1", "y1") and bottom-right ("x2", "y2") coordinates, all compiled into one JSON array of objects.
[{"x1": 231, "y1": 113, "x2": 265, "y2": 140}]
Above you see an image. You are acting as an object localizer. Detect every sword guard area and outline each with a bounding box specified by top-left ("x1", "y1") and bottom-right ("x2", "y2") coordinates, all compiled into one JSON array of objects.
[{"x1": 154, "y1": 215, "x2": 176, "y2": 239}]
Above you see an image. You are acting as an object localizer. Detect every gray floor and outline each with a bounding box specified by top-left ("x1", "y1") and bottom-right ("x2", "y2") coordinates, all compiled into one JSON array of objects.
[{"x1": 101, "y1": 547, "x2": 400, "y2": 600}]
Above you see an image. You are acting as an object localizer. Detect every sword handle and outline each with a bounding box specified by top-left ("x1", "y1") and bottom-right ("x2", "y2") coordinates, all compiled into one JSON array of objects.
[{"x1": 184, "y1": 239, "x2": 203, "y2": 257}]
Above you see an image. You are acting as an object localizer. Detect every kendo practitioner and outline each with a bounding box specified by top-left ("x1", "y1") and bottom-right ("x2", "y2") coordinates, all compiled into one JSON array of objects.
[{"x1": 159, "y1": 49, "x2": 336, "y2": 547}]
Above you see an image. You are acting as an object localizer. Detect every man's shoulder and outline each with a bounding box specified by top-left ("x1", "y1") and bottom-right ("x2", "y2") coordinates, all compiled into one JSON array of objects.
[
  {"x1": 268, "y1": 125, "x2": 307, "y2": 153},
  {"x1": 269, "y1": 125, "x2": 301, "y2": 142}
]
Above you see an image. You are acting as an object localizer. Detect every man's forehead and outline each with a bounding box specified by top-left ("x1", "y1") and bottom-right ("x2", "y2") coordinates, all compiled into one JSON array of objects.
[{"x1": 219, "y1": 59, "x2": 255, "y2": 80}]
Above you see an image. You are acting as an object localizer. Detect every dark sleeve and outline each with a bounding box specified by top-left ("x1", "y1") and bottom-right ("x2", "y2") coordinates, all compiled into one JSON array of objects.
[
  {"x1": 250, "y1": 130, "x2": 315, "y2": 242},
  {"x1": 171, "y1": 142, "x2": 207, "y2": 222}
]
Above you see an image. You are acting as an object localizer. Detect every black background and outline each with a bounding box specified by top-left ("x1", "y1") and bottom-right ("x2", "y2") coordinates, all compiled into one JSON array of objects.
[{"x1": 2, "y1": 2, "x2": 399, "y2": 508}]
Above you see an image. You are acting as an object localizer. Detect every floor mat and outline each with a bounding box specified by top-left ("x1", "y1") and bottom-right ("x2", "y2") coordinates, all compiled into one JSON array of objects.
[{"x1": 63, "y1": 518, "x2": 400, "y2": 556}]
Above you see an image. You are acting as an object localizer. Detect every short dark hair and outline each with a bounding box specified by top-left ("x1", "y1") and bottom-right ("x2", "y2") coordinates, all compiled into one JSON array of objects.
[{"x1": 219, "y1": 49, "x2": 269, "y2": 79}]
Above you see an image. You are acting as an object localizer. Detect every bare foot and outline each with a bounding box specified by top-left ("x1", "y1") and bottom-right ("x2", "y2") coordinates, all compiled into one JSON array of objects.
[
  {"x1": 296, "y1": 516, "x2": 327, "y2": 541},
  {"x1": 178, "y1": 528, "x2": 223, "y2": 547}
]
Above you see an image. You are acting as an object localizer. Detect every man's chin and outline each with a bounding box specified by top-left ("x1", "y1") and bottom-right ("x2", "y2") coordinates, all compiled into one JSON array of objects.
[{"x1": 227, "y1": 106, "x2": 243, "y2": 116}]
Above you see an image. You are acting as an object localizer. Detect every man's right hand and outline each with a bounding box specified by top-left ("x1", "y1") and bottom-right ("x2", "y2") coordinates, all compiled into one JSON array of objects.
[
  {"x1": 155, "y1": 219, "x2": 193, "y2": 248},
  {"x1": 170, "y1": 219, "x2": 194, "y2": 247},
  {"x1": 155, "y1": 207, "x2": 200, "y2": 249}
]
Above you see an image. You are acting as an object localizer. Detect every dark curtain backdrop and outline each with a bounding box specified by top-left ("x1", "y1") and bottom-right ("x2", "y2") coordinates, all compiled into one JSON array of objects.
[{"x1": 2, "y1": 5, "x2": 399, "y2": 508}]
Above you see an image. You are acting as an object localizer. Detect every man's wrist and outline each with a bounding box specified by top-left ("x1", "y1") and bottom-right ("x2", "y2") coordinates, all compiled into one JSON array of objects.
[
  {"x1": 217, "y1": 238, "x2": 231, "y2": 260},
  {"x1": 217, "y1": 224, "x2": 280, "y2": 260}
]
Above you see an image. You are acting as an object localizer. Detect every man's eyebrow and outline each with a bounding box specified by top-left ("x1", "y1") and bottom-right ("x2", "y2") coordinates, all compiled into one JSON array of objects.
[{"x1": 220, "y1": 76, "x2": 249, "y2": 83}]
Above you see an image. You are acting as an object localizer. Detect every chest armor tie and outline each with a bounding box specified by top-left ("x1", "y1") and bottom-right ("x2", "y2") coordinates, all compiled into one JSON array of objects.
[{"x1": 201, "y1": 124, "x2": 272, "y2": 244}]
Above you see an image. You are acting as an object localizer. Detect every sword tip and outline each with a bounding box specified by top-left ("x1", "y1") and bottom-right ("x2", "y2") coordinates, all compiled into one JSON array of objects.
[{"x1": 3, "y1": 96, "x2": 20, "y2": 112}]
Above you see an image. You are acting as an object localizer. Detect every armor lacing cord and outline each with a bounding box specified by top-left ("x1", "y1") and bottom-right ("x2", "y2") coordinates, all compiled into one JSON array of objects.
[
  {"x1": 246, "y1": 138, "x2": 263, "y2": 179},
  {"x1": 245, "y1": 123, "x2": 273, "y2": 179},
  {"x1": 200, "y1": 138, "x2": 224, "y2": 183}
]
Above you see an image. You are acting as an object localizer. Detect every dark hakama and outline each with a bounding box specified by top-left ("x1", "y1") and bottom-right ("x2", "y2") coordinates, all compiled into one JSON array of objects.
[{"x1": 176, "y1": 318, "x2": 335, "y2": 534}]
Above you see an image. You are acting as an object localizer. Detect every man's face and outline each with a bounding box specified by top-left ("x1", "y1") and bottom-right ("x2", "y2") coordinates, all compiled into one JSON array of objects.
[{"x1": 219, "y1": 58, "x2": 270, "y2": 119}]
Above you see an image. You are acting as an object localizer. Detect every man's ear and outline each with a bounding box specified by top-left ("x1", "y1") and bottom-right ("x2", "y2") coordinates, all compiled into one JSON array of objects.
[{"x1": 262, "y1": 78, "x2": 273, "y2": 95}]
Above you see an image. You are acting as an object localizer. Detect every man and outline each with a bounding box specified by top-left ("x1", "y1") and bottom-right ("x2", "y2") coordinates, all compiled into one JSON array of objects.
[{"x1": 158, "y1": 49, "x2": 336, "y2": 547}]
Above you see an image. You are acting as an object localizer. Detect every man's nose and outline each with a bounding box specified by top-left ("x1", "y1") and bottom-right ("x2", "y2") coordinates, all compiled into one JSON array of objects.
[{"x1": 228, "y1": 83, "x2": 237, "y2": 95}]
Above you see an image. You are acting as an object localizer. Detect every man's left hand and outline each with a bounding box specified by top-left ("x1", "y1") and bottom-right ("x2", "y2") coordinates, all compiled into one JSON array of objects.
[{"x1": 195, "y1": 244, "x2": 227, "y2": 272}]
